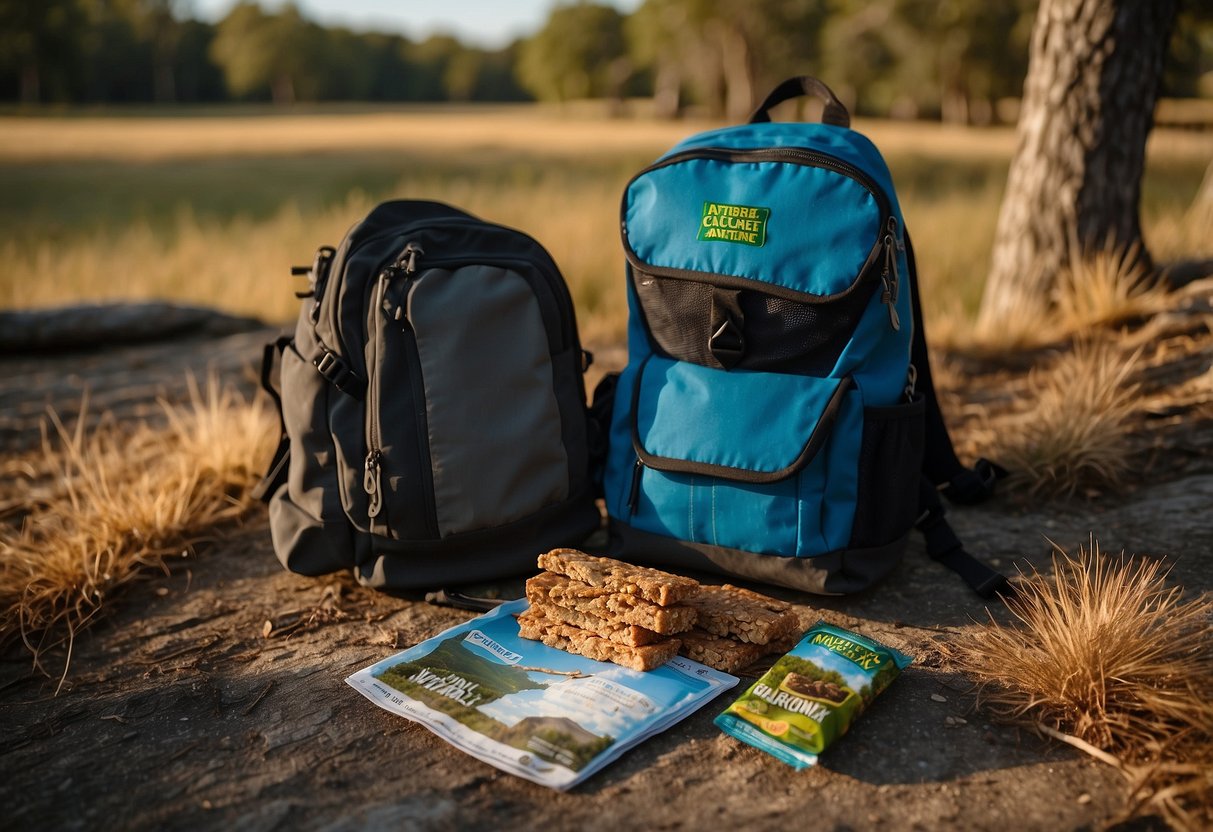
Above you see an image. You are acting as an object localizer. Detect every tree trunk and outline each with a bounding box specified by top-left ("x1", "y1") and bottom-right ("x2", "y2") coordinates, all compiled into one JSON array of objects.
[{"x1": 978, "y1": 0, "x2": 1177, "y2": 327}]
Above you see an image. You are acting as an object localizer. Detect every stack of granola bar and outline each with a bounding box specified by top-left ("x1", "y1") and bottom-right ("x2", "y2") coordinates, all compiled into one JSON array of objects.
[{"x1": 517, "y1": 549, "x2": 804, "y2": 674}]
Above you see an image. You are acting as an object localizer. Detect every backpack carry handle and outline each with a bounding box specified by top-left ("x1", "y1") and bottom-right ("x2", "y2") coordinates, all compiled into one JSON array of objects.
[{"x1": 748, "y1": 76, "x2": 850, "y2": 129}]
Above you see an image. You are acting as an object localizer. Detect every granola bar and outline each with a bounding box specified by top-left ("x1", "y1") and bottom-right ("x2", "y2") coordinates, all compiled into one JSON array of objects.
[
  {"x1": 537, "y1": 549, "x2": 699, "y2": 606},
  {"x1": 526, "y1": 573, "x2": 697, "y2": 635},
  {"x1": 677, "y1": 628, "x2": 766, "y2": 675},
  {"x1": 526, "y1": 601, "x2": 662, "y2": 647},
  {"x1": 516, "y1": 607, "x2": 680, "y2": 672},
  {"x1": 687, "y1": 584, "x2": 801, "y2": 645}
]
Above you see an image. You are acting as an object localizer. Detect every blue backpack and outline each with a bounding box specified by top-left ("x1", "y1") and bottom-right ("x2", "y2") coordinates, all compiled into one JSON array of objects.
[{"x1": 601, "y1": 77, "x2": 1007, "y2": 597}]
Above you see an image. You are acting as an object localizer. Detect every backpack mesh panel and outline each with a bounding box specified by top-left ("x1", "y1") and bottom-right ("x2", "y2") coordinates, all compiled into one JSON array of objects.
[{"x1": 633, "y1": 270, "x2": 878, "y2": 375}]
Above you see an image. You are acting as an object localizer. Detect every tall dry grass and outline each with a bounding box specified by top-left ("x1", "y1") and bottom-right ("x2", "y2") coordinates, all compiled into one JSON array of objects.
[
  {"x1": 978, "y1": 340, "x2": 1143, "y2": 498},
  {"x1": 2, "y1": 107, "x2": 1208, "y2": 343},
  {"x1": 0, "y1": 375, "x2": 276, "y2": 684},
  {"x1": 950, "y1": 540, "x2": 1213, "y2": 830}
]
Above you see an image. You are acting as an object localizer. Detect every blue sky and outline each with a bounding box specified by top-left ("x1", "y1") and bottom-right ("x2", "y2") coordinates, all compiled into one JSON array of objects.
[{"x1": 190, "y1": 0, "x2": 644, "y2": 49}]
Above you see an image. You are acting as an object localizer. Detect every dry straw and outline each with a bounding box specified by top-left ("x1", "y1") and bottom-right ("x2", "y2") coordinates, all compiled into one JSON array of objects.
[
  {"x1": 0, "y1": 375, "x2": 276, "y2": 687},
  {"x1": 989, "y1": 340, "x2": 1142, "y2": 498},
  {"x1": 951, "y1": 540, "x2": 1213, "y2": 830}
]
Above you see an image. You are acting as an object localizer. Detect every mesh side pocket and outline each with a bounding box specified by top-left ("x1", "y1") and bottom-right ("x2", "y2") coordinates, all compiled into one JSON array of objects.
[
  {"x1": 633, "y1": 269, "x2": 877, "y2": 374},
  {"x1": 848, "y1": 394, "x2": 925, "y2": 549}
]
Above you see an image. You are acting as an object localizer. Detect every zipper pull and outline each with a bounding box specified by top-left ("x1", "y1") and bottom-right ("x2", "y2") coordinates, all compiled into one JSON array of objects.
[
  {"x1": 382, "y1": 242, "x2": 424, "y2": 321},
  {"x1": 364, "y1": 449, "x2": 383, "y2": 519},
  {"x1": 881, "y1": 217, "x2": 901, "y2": 331},
  {"x1": 627, "y1": 458, "x2": 644, "y2": 515},
  {"x1": 399, "y1": 242, "x2": 424, "y2": 275}
]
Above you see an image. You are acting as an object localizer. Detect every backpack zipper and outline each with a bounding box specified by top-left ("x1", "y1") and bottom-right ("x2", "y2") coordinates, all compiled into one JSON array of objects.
[
  {"x1": 636, "y1": 146, "x2": 892, "y2": 226},
  {"x1": 364, "y1": 242, "x2": 428, "y2": 531},
  {"x1": 623, "y1": 146, "x2": 900, "y2": 325},
  {"x1": 881, "y1": 216, "x2": 901, "y2": 331},
  {"x1": 331, "y1": 219, "x2": 577, "y2": 385}
]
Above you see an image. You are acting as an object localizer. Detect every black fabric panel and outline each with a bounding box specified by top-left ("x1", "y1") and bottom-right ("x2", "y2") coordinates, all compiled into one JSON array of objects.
[
  {"x1": 353, "y1": 487, "x2": 602, "y2": 589},
  {"x1": 633, "y1": 269, "x2": 876, "y2": 375},
  {"x1": 905, "y1": 232, "x2": 965, "y2": 486},
  {"x1": 849, "y1": 395, "x2": 926, "y2": 550}
]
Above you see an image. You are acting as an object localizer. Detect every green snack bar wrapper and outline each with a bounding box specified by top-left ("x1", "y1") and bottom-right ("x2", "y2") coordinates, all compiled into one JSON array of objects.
[{"x1": 714, "y1": 620, "x2": 912, "y2": 769}]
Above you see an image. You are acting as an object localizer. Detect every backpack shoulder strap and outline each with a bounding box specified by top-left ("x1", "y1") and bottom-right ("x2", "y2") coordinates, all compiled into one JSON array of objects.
[
  {"x1": 252, "y1": 335, "x2": 292, "y2": 503},
  {"x1": 903, "y1": 232, "x2": 1011, "y2": 598},
  {"x1": 904, "y1": 232, "x2": 1006, "y2": 503}
]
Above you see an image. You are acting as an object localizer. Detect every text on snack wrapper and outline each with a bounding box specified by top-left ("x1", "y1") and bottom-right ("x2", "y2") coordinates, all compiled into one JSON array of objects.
[
  {"x1": 809, "y1": 632, "x2": 886, "y2": 670},
  {"x1": 750, "y1": 683, "x2": 831, "y2": 720}
]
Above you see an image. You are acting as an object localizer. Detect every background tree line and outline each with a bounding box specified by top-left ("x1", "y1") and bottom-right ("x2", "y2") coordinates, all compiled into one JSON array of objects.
[{"x1": 2, "y1": 0, "x2": 1210, "y2": 120}]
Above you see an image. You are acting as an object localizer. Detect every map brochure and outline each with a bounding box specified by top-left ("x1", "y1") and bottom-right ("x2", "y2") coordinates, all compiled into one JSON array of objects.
[{"x1": 346, "y1": 599, "x2": 738, "y2": 790}]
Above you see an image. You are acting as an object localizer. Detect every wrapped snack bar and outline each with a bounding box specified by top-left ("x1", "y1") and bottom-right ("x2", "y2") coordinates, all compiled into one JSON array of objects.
[{"x1": 714, "y1": 621, "x2": 911, "y2": 769}]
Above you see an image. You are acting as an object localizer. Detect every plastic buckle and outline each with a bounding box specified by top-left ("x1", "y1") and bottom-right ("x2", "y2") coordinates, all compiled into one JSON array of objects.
[
  {"x1": 915, "y1": 503, "x2": 946, "y2": 532},
  {"x1": 314, "y1": 350, "x2": 358, "y2": 394}
]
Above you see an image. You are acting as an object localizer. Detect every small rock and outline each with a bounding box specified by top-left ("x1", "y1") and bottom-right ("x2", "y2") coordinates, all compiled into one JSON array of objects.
[
  {"x1": 930, "y1": 693, "x2": 947, "y2": 703},
  {"x1": 1077, "y1": 793, "x2": 1092, "y2": 805}
]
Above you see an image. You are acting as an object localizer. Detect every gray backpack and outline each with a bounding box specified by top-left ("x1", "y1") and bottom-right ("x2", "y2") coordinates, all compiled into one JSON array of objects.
[{"x1": 256, "y1": 200, "x2": 601, "y2": 590}]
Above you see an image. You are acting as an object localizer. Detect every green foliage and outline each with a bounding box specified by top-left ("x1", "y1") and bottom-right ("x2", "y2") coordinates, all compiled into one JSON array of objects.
[
  {"x1": 2, "y1": 0, "x2": 1209, "y2": 111},
  {"x1": 517, "y1": 2, "x2": 629, "y2": 102}
]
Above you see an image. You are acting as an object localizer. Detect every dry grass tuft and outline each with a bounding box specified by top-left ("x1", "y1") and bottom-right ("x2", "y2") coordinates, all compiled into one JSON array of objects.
[
  {"x1": 1053, "y1": 239, "x2": 1171, "y2": 331},
  {"x1": 0, "y1": 375, "x2": 276, "y2": 683},
  {"x1": 950, "y1": 540, "x2": 1213, "y2": 830},
  {"x1": 986, "y1": 340, "x2": 1142, "y2": 498}
]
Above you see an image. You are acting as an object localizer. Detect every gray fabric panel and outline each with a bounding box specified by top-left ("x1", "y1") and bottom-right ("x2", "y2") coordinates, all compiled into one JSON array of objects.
[
  {"x1": 354, "y1": 489, "x2": 602, "y2": 588},
  {"x1": 280, "y1": 342, "x2": 344, "y2": 522},
  {"x1": 606, "y1": 521, "x2": 909, "y2": 595},
  {"x1": 410, "y1": 265, "x2": 568, "y2": 537},
  {"x1": 269, "y1": 492, "x2": 353, "y2": 575}
]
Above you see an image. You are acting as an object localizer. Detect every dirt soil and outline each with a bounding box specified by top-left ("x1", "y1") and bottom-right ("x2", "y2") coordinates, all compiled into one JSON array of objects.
[{"x1": 2, "y1": 294, "x2": 1211, "y2": 832}]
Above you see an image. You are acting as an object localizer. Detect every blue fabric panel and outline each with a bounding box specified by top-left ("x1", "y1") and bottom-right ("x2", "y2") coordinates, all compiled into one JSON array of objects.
[
  {"x1": 625, "y1": 158, "x2": 881, "y2": 298},
  {"x1": 633, "y1": 469, "x2": 801, "y2": 555},
  {"x1": 815, "y1": 388, "x2": 863, "y2": 549},
  {"x1": 663, "y1": 122, "x2": 903, "y2": 221},
  {"x1": 614, "y1": 386, "x2": 864, "y2": 558},
  {"x1": 635, "y1": 356, "x2": 845, "y2": 474}
]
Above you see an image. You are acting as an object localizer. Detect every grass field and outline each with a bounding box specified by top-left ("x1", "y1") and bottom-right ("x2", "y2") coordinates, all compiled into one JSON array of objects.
[{"x1": 3, "y1": 103, "x2": 1210, "y2": 342}]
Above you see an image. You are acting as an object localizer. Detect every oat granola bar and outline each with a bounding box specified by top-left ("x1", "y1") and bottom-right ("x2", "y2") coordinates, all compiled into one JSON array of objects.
[
  {"x1": 516, "y1": 607, "x2": 680, "y2": 672},
  {"x1": 526, "y1": 601, "x2": 662, "y2": 647},
  {"x1": 526, "y1": 573, "x2": 697, "y2": 635},
  {"x1": 677, "y1": 628, "x2": 766, "y2": 675},
  {"x1": 537, "y1": 549, "x2": 699, "y2": 606},
  {"x1": 687, "y1": 584, "x2": 801, "y2": 645}
]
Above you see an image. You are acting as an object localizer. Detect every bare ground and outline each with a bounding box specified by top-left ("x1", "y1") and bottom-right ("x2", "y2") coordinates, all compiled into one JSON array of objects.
[{"x1": 2, "y1": 294, "x2": 1211, "y2": 832}]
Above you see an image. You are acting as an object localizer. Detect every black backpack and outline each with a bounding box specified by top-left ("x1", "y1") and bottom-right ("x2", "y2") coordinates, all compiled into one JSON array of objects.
[{"x1": 255, "y1": 200, "x2": 601, "y2": 590}]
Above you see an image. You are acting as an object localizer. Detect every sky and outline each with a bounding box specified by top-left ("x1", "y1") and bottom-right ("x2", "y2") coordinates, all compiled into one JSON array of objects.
[{"x1": 189, "y1": 0, "x2": 645, "y2": 49}]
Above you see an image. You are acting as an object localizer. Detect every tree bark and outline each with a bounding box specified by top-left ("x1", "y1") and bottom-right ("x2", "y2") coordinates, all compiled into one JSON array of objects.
[{"x1": 978, "y1": 0, "x2": 1177, "y2": 327}]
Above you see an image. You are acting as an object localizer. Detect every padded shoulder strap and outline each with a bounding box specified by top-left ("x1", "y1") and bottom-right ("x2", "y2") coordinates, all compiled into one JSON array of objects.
[
  {"x1": 904, "y1": 233, "x2": 1005, "y2": 504},
  {"x1": 252, "y1": 336, "x2": 292, "y2": 503},
  {"x1": 903, "y1": 232, "x2": 1011, "y2": 597}
]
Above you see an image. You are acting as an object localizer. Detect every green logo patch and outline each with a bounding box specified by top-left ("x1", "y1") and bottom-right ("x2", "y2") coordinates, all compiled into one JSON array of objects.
[{"x1": 698, "y1": 201, "x2": 770, "y2": 247}]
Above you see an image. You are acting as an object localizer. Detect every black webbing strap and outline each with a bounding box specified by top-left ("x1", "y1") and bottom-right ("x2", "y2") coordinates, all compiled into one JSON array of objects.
[
  {"x1": 903, "y1": 232, "x2": 1010, "y2": 596},
  {"x1": 904, "y1": 233, "x2": 1005, "y2": 504},
  {"x1": 313, "y1": 348, "x2": 365, "y2": 400},
  {"x1": 252, "y1": 336, "x2": 292, "y2": 503},
  {"x1": 917, "y1": 478, "x2": 1011, "y2": 599}
]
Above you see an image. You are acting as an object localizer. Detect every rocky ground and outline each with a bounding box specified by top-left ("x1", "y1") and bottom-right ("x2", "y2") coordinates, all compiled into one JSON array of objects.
[{"x1": 1, "y1": 293, "x2": 1210, "y2": 831}]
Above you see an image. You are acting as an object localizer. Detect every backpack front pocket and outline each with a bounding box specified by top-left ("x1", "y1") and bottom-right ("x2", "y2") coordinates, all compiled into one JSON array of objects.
[
  {"x1": 611, "y1": 356, "x2": 863, "y2": 557},
  {"x1": 367, "y1": 260, "x2": 572, "y2": 541}
]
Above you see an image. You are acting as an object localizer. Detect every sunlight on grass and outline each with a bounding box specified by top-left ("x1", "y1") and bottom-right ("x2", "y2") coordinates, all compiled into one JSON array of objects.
[
  {"x1": 0, "y1": 375, "x2": 277, "y2": 683},
  {"x1": 950, "y1": 540, "x2": 1213, "y2": 830},
  {"x1": 3, "y1": 108, "x2": 1208, "y2": 345},
  {"x1": 980, "y1": 340, "x2": 1143, "y2": 497}
]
